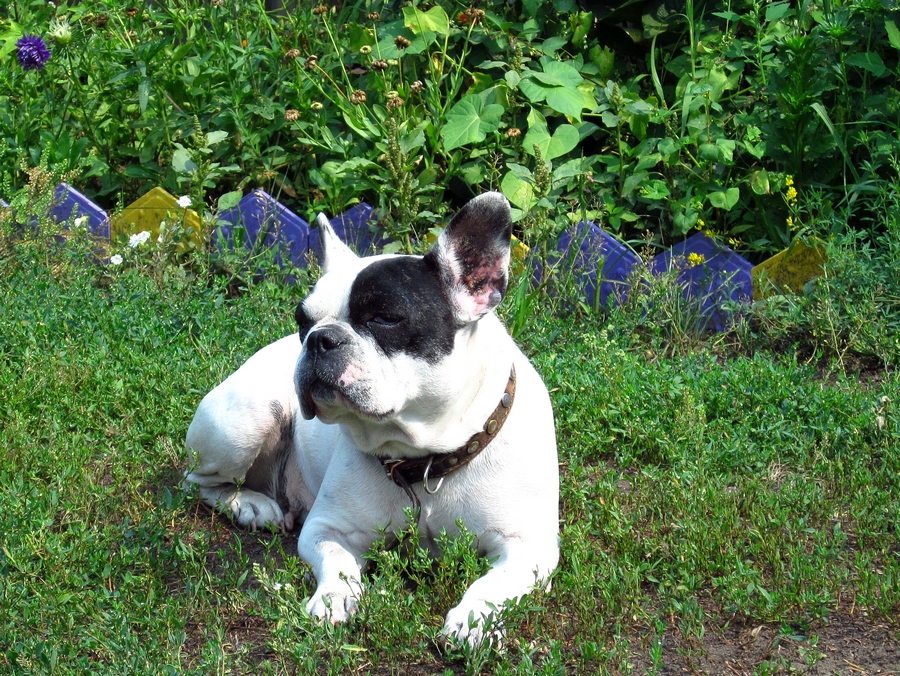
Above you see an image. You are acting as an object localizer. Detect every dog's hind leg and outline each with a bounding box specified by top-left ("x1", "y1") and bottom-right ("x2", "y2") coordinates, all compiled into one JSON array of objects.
[{"x1": 184, "y1": 335, "x2": 302, "y2": 531}]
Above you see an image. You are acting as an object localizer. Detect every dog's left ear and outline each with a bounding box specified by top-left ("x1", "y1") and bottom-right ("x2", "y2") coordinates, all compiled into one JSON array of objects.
[
  {"x1": 316, "y1": 213, "x2": 359, "y2": 273},
  {"x1": 425, "y1": 191, "x2": 512, "y2": 324}
]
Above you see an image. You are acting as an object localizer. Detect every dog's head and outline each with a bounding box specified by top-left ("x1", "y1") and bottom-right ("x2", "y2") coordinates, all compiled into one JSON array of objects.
[{"x1": 293, "y1": 192, "x2": 512, "y2": 451}]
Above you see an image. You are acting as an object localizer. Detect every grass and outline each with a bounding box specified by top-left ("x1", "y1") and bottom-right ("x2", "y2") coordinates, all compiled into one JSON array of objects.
[{"x1": 0, "y1": 232, "x2": 898, "y2": 675}]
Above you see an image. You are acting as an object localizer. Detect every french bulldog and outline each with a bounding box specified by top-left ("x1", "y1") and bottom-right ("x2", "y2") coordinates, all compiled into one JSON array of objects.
[{"x1": 184, "y1": 192, "x2": 559, "y2": 646}]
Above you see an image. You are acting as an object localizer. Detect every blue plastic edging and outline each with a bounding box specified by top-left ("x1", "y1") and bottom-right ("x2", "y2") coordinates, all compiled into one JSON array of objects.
[
  {"x1": 216, "y1": 189, "x2": 310, "y2": 267},
  {"x1": 649, "y1": 232, "x2": 754, "y2": 331},
  {"x1": 15, "y1": 183, "x2": 759, "y2": 331},
  {"x1": 308, "y1": 202, "x2": 382, "y2": 261},
  {"x1": 556, "y1": 221, "x2": 641, "y2": 309},
  {"x1": 50, "y1": 182, "x2": 110, "y2": 237}
]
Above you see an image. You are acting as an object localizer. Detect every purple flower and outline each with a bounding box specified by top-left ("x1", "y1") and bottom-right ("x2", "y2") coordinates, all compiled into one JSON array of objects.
[{"x1": 16, "y1": 34, "x2": 51, "y2": 72}]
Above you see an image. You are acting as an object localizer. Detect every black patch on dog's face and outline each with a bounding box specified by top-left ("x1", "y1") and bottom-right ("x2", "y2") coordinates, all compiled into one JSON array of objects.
[{"x1": 348, "y1": 256, "x2": 459, "y2": 361}]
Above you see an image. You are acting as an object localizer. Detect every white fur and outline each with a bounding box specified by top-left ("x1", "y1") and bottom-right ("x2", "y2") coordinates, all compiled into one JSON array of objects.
[{"x1": 184, "y1": 201, "x2": 559, "y2": 646}]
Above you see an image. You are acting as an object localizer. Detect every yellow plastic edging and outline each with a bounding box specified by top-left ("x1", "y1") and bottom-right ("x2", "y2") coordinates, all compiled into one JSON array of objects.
[{"x1": 109, "y1": 187, "x2": 202, "y2": 249}]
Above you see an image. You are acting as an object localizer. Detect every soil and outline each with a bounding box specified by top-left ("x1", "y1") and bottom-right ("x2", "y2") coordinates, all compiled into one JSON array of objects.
[{"x1": 627, "y1": 611, "x2": 899, "y2": 675}]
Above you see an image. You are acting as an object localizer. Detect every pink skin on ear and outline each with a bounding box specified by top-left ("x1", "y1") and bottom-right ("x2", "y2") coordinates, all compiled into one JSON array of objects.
[{"x1": 448, "y1": 253, "x2": 510, "y2": 320}]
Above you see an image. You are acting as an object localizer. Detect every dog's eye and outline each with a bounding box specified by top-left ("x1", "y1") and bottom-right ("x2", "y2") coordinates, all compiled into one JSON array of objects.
[{"x1": 367, "y1": 315, "x2": 402, "y2": 328}]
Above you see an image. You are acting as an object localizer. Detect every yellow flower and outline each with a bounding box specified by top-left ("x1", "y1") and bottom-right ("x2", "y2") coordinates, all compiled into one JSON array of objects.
[
  {"x1": 786, "y1": 186, "x2": 798, "y2": 202},
  {"x1": 697, "y1": 218, "x2": 705, "y2": 228},
  {"x1": 688, "y1": 252, "x2": 705, "y2": 267},
  {"x1": 785, "y1": 175, "x2": 794, "y2": 187}
]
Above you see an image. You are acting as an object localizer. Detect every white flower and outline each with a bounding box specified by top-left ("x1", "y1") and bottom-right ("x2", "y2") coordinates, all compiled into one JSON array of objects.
[
  {"x1": 73, "y1": 216, "x2": 88, "y2": 229},
  {"x1": 177, "y1": 195, "x2": 192, "y2": 208},
  {"x1": 110, "y1": 254, "x2": 123, "y2": 265},
  {"x1": 129, "y1": 231, "x2": 151, "y2": 248}
]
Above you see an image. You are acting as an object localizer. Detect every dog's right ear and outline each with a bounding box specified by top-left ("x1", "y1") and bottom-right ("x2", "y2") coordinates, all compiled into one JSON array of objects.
[
  {"x1": 425, "y1": 192, "x2": 512, "y2": 324},
  {"x1": 316, "y1": 213, "x2": 358, "y2": 273}
]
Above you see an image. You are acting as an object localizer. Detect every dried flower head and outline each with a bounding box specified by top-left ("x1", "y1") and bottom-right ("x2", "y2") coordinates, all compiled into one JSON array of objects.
[
  {"x1": 16, "y1": 34, "x2": 51, "y2": 71},
  {"x1": 285, "y1": 109, "x2": 300, "y2": 121},
  {"x1": 394, "y1": 36, "x2": 410, "y2": 49},
  {"x1": 371, "y1": 59, "x2": 389, "y2": 71},
  {"x1": 313, "y1": 5, "x2": 329, "y2": 15},
  {"x1": 311, "y1": 102, "x2": 324, "y2": 112},
  {"x1": 387, "y1": 96, "x2": 404, "y2": 109},
  {"x1": 305, "y1": 55, "x2": 319, "y2": 71},
  {"x1": 349, "y1": 89, "x2": 367, "y2": 105},
  {"x1": 409, "y1": 80, "x2": 424, "y2": 94},
  {"x1": 285, "y1": 48, "x2": 301, "y2": 60},
  {"x1": 459, "y1": 8, "x2": 485, "y2": 24},
  {"x1": 505, "y1": 127, "x2": 521, "y2": 138},
  {"x1": 367, "y1": 12, "x2": 381, "y2": 21},
  {"x1": 125, "y1": 6, "x2": 139, "y2": 18},
  {"x1": 212, "y1": 0, "x2": 224, "y2": 6},
  {"x1": 85, "y1": 13, "x2": 110, "y2": 29}
]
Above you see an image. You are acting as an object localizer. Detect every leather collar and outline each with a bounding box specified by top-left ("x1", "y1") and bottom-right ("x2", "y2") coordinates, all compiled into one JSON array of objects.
[{"x1": 380, "y1": 364, "x2": 516, "y2": 494}]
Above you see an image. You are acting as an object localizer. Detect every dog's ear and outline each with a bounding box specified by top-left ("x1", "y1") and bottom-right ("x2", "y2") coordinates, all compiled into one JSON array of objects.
[
  {"x1": 425, "y1": 192, "x2": 512, "y2": 323},
  {"x1": 316, "y1": 213, "x2": 358, "y2": 273}
]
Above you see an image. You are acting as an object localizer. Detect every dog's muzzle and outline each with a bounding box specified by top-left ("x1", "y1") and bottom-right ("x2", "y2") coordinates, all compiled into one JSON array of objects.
[{"x1": 297, "y1": 325, "x2": 355, "y2": 420}]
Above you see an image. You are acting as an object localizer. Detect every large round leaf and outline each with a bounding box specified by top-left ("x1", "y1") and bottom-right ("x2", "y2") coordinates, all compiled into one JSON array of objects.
[{"x1": 441, "y1": 95, "x2": 504, "y2": 152}]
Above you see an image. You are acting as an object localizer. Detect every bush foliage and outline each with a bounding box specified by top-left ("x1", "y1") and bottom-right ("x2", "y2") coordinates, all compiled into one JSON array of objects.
[{"x1": 4, "y1": 0, "x2": 900, "y2": 256}]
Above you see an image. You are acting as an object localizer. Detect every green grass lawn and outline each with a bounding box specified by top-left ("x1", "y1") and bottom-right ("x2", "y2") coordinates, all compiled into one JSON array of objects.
[{"x1": 1, "y1": 243, "x2": 898, "y2": 675}]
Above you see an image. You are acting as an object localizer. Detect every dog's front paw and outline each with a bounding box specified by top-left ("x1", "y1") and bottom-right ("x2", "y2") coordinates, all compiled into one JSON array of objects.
[
  {"x1": 441, "y1": 601, "x2": 502, "y2": 648},
  {"x1": 202, "y1": 486, "x2": 285, "y2": 532},
  {"x1": 306, "y1": 587, "x2": 360, "y2": 624}
]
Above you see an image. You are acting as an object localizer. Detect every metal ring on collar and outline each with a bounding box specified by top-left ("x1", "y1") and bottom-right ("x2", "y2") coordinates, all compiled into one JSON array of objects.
[{"x1": 422, "y1": 456, "x2": 445, "y2": 495}]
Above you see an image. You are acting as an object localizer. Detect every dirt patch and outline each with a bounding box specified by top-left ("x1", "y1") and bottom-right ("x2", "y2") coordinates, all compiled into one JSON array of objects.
[{"x1": 628, "y1": 611, "x2": 899, "y2": 675}]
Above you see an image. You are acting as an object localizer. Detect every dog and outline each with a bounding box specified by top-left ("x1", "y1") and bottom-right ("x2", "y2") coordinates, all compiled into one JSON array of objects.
[{"x1": 184, "y1": 192, "x2": 559, "y2": 646}]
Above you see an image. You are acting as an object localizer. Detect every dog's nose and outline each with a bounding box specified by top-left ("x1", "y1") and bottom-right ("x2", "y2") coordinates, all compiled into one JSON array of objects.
[{"x1": 306, "y1": 327, "x2": 347, "y2": 354}]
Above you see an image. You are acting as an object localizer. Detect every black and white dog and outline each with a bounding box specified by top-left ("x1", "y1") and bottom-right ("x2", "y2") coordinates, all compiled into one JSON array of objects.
[{"x1": 184, "y1": 192, "x2": 559, "y2": 645}]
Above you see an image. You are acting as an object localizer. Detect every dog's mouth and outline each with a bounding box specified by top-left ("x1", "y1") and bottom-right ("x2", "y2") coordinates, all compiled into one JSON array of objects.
[{"x1": 298, "y1": 377, "x2": 393, "y2": 423}]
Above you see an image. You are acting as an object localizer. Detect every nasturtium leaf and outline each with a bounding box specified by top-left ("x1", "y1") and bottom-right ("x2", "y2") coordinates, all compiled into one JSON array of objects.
[
  {"x1": 546, "y1": 87, "x2": 588, "y2": 121},
  {"x1": 172, "y1": 147, "x2": 198, "y2": 173},
  {"x1": 501, "y1": 167, "x2": 536, "y2": 211},
  {"x1": 441, "y1": 94, "x2": 504, "y2": 152},
  {"x1": 750, "y1": 169, "x2": 770, "y2": 195},
  {"x1": 622, "y1": 171, "x2": 648, "y2": 197},
  {"x1": 403, "y1": 5, "x2": 450, "y2": 36},
  {"x1": 217, "y1": 190, "x2": 242, "y2": 211},
  {"x1": 531, "y1": 60, "x2": 583, "y2": 89},
  {"x1": 709, "y1": 187, "x2": 740, "y2": 211},
  {"x1": 518, "y1": 75, "x2": 550, "y2": 104},
  {"x1": 207, "y1": 130, "x2": 229, "y2": 145},
  {"x1": 522, "y1": 108, "x2": 580, "y2": 161}
]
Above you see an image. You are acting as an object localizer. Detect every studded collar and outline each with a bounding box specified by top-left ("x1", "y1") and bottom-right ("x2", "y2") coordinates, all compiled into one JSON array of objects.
[{"x1": 379, "y1": 364, "x2": 516, "y2": 497}]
